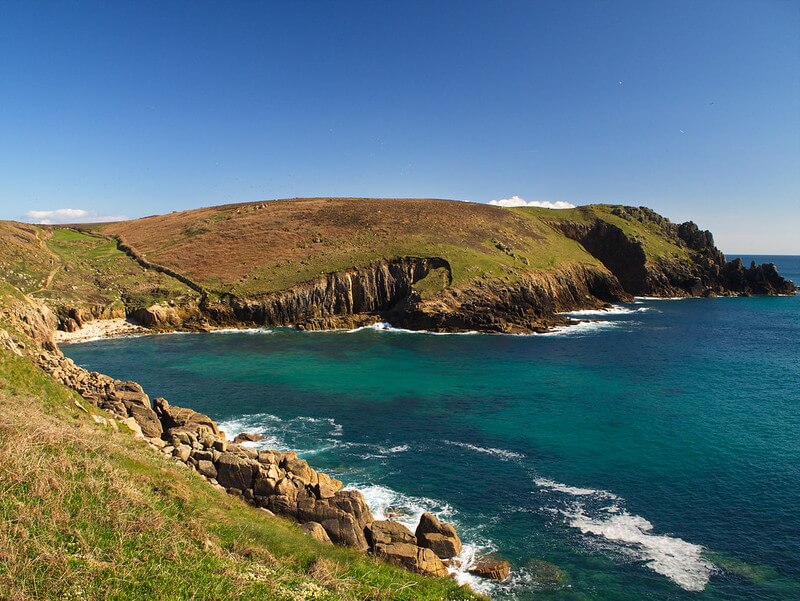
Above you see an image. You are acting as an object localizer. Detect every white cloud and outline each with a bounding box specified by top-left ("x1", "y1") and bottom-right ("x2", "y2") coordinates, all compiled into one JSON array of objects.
[
  {"x1": 22, "y1": 208, "x2": 128, "y2": 224},
  {"x1": 488, "y1": 196, "x2": 575, "y2": 210}
]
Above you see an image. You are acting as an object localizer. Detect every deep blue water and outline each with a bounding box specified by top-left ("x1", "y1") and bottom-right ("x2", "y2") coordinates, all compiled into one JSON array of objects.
[{"x1": 64, "y1": 255, "x2": 800, "y2": 600}]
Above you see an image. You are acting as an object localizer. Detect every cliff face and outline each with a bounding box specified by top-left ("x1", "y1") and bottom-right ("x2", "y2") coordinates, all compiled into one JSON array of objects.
[
  {"x1": 544, "y1": 206, "x2": 796, "y2": 297},
  {"x1": 198, "y1": 257, "x2": 627, "y2": 333},
  {"x1": 0, "y1": 289, "x2": 466, "y2": 580},
  {"x1": 3, "y1": 200, "x2": 795, "y2": 338},
  {"x1": 397, "y1": 263, "x2": 627, "y2": 333},
  {"x1": 203, "y1": 257, "x2": 451, "y2": 329}
]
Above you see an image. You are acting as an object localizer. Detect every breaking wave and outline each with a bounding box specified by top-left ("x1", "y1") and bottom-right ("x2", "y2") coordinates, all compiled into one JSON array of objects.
[
  {"x1": 534, "y1": 320, "x2": 622, "y2": 337},
  {"x1": 559, "y1": 305, "x2": 651, "y2": 316},
  {"x1": 216, "y1": 413, "x2": 343, "y2": 456},
  {"x1": 444, "y1": 440, "x2": 525, "y2": 461},
  {"x1": 536, "y1": 476, "x2": 714, "y2": 591},
  {"x1": 346, "y1": 322, "x2": 480, "y2": 335},
  {"x1": 634, "y1": 296, "x2": 687, "y2": 301}
]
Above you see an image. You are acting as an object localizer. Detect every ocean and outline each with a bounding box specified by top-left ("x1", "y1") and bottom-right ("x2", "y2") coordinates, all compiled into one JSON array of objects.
[{"x1": 63, "y1": 255, "x2": 800, "y2": 600}]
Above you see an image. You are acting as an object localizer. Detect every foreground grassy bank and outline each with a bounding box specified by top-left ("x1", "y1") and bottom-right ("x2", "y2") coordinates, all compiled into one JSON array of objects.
[{"x1": 0, "y1": 348, "x2": 482, "y2": 601}]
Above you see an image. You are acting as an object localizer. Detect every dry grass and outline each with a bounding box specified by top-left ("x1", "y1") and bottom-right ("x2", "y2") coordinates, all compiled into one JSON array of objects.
[
  {"x1": 100, "y1": 197, "x2": 599, "y2": 295},
  {"x1": 0, "y1": 348, "x2": 483, "y2": 600}
]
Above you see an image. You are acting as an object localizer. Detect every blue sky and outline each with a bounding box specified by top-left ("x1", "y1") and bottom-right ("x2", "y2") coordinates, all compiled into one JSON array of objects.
[{"x1": 1, "y1": 0, "x2": 798, "y2": 253}]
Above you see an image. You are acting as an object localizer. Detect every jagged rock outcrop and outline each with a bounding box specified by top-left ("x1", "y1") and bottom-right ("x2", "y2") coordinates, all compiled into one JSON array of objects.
[
  {"x1": 203, "y1": 257, "x2": 452, "y2": 329},
  {"x1": 56, "y1": 303, "x2": 126, "y2": 333},
  {"x1": 415, "y1": 512, "x2": 462, "y2": 559},
  {"x1": 545, "y1": 206, "x2": 796, "y2": 297},
  {"x1": 400, "y1": 263, "x2": 627, "y2": 333},
  {"x1": 200, "y1": 258, "x2": 627, "y2": 334},
  {"x1": 721, "y1": 259, "x2": 793, "y2": 295}
]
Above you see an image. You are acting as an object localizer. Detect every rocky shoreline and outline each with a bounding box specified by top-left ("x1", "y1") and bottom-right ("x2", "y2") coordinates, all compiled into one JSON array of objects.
[{"x1": 2, "y1": 294, "x2": 508, "y2": 586}]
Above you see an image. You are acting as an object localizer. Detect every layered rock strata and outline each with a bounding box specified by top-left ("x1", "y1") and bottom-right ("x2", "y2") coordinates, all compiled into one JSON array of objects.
[{"x1": 197, "y1": 258, "x2": 626, "y2": 334}]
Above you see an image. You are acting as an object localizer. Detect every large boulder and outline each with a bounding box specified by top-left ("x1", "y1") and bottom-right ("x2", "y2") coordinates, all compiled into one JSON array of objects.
[
  {"x1": 417, "y1": 532, "x2": 461, "y2": 559},
  {"x1": 415, "y1": 512, "x2": 462, "y2": 559},
  {"x1": 328, "y1": 490, "x2": 374, "y2": 529},
  {"x1": 313, "y1": 472, "x2": 342, "y2": 499},
  {"x1": 320, "y1": 513, "x2": 369, "y2": 551},
  {"x1": 280, "y1": 455, "x2": 316, "y2": 485},
  {"x1": 300, "y1": 522, "x2": 332, "y2": 545},
  {"x1": 233, "y1": 432, "x2": 263, "y2": 444},
  {"x1": 372, "y1": 542, "x2": 449, "y2": 577},
  {"x1": 153, "y1": 397, "x2": 220, "y2": 436},
  {"x1": 126, "y1": 403, "x2": 163, "y2": 438},
  {"x1": 365, "y1": 520, "x2": 416, "y2": 548},
  {"x1": 215, "y1": 452, "x2": 257, "y2": 491},
  {"x1": 196, "y1": 460, "x2": 217, "y2": 479},
  {"x1": 130, "y1": 304, "x2": 182, "y2": 329},
  {"x1": 294, "y1": 494, "x2": 370, "y2": 551}
]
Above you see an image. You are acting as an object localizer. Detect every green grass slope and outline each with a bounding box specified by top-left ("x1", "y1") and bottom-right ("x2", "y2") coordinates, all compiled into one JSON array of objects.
[
  {"x1": 0, "y1": 346, "x2": 481, "y2": 601},
  {"x1": 0, "y1": 221, "x2": 198, "y2": 318},
  {"x1": 515, "y1": 204, "x2": 693, "y2": 263},
  {"x1": 98, "y1": 198, "x2": 602, "y2": 296}
]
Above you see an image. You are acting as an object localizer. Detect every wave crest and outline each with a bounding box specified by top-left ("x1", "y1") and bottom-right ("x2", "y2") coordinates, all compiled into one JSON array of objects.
[
  {"x1": 536, "y1": 476, "x2": 714, "y2": 591},
  {"x1": 444, "y1": 440, "x2": 525, "y2": 461}
]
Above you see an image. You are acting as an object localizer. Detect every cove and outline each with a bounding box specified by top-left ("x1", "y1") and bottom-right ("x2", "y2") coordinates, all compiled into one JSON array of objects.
[{"x1": 63, "y1": 256, "x2": 800, "y2": 600}]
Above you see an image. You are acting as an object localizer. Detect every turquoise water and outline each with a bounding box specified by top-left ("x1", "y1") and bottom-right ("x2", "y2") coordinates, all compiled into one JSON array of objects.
[{"x1": 64, "y1": 256, "x2": 800, "y2": 600}]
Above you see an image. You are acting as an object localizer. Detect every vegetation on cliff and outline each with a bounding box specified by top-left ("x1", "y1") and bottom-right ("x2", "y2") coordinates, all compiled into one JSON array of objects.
[
  {"x1": 0, "y1": 221, "x2": 198, "y2": 331},
  {"x1": 1, "y1": 198, "x2": 795, "y2": 335},
  {"x1": 0, "y1": 299, "x2": 481, "y2": 600}
]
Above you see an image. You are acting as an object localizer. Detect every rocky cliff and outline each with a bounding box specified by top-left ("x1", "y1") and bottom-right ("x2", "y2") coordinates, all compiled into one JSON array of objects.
[
  {"x1": 195, "y1": 258, "x2": 626, "y2": 334},
  {"x1": 542, "y1": 205, "x2": 796, "y2": 297},
  {"x1": 3, "y1": 200, "x2": 796, "y2": 338},
  {"x1": 0, "y1": 289, "x2": 472, "y2": 581}
]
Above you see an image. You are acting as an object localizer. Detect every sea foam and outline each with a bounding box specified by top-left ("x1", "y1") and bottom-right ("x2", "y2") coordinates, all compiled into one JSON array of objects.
[
  {"x1": 444, "y1": 440, "x2": 525, "y2": 461},
  {"x1": 535, "y1": 477, "x2": 619, "y2": 499},
  {"x1": 563, "y1": 504, "x2": 714, "y2": 592},
  {"x1": 217, "y1": 413, "x2": 343, "y2": 456},
  {"x1": 536, "y1": 476, "x2": 714, "y2": 591},
  {"x1": 209, "y1": 327, "x2": 273, "y2": 335},
  {"x1": 559, "y1": 305, "x2": 651, "y2": 316}
]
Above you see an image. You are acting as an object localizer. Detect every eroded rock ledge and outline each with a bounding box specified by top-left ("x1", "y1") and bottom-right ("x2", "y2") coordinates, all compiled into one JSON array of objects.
[
  {"x1": 3, "y1": 296, "x2": 479, "y2": 581},
  {"x1": 122, "y1": 257, "x2": 628, "y2": 335}
]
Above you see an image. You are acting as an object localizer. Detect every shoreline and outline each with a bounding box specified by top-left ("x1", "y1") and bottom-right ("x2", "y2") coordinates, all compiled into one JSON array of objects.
[{"x1": 54, "y1": 318, "x2": 149, "y2": 344}]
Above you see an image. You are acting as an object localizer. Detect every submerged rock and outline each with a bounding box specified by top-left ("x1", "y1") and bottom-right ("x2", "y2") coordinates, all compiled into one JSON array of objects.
[{"x1": 468, "y1": 557, "x2": 511, "y2": 581}]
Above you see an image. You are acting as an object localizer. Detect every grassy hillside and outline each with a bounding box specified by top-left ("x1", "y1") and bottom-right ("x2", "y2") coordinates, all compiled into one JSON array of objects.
[
  {"x1": 515, "y1": 204, "x2": 692, "y2": 263},
  {"x1": 98, "y1": 198, "x2": 602, "y2": 296},
  {"x1": 0, "y1": 221, "x2": 198, "y2": 318},
  {"x1": 0, "y1": 345, "x2": 481, "y2": 601}
]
